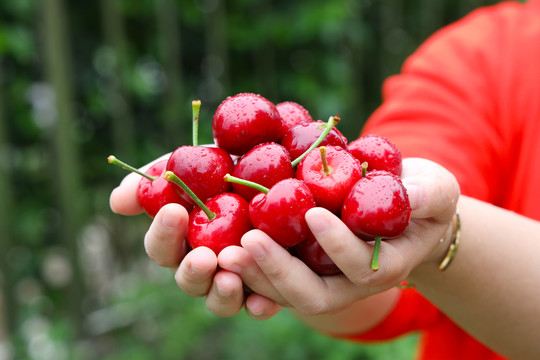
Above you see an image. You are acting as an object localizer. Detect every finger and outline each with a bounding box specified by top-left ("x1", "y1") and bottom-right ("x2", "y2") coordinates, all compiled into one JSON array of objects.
[
  {"x1": 144, "y1": 203, "x2": 189, "y2": 268},
  {"x1": 205, "y1": 270, "x2": 245, "y2": 317},
  {"x1": 241, "y1": 229, "x2": 361, "y2": 316},
  {"x1": 175, "y1": 246, "x2": 217, "y2": 297},
  {"x1": 245, "y1": 293, "x2": 283, "y2": 321},
  {"x1": 110, "y1": 171, "x2": 145, "y2": 215},
  {"x1": 109, "y1": 153, "x2": 171, "y2": 215},
  {"x1": 218, "y1": 246, "x2": 289, "y2": 306},
  {"x1": 306, "y1": 207, "x2": 407, "y2": 289},
  {"x1": 401, "y1": 158, "x2": 460, "y2": 221},
  {"x1": 306, "y1": 207, "x2": 449, "y2": 285}
]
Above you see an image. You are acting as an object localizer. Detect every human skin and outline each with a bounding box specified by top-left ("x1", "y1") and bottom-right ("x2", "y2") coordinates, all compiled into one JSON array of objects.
[{"x1": 110, "y1": 157, "x2": 540, "y2": 360}]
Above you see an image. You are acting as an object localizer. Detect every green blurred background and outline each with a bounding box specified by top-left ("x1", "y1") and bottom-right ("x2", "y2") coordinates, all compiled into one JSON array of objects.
[{"x1": 0, "y1": 0, "x2": 505, "y2": 359}]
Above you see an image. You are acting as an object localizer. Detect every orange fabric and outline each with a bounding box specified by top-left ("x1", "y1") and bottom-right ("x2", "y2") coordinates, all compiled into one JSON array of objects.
[{"x1": 344, "y1": 1, "x2": 540, "y2": 359}]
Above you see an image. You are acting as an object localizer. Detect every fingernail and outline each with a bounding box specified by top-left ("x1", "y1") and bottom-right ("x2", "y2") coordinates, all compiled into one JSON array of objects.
[
  {"x1": 216, "y1": 284, "x2": 230, "y2": 297},
  {"x1": 305, "y1": 208, "x2": 330, "y2": 235},
  {"x1": 244, "y1": 242, "x2": 266, "y2": 261},
  {"x1": 405, "y1": 184, "x2": 422, "y2": 210},
  {"x1": 220, "y1": 261, "x2": 242, "y2": 274},
  {"x1": 161, "y1": 210, "x2": 178, "y2": 229},
  {"x1": 109, "y1": 189, "x2": 120, "y2": 213},
  {"x1": 249, "y1": 303, "x2": 264, "y2": 316},
  {"x1": 190, "y1": 263, "x2": 207, "y2": 276}
]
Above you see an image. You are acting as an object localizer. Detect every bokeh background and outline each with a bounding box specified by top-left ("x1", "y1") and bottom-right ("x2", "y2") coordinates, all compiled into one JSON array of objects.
[{"x1": 1, "y1": 0, "x2": 507, "y2": 359}]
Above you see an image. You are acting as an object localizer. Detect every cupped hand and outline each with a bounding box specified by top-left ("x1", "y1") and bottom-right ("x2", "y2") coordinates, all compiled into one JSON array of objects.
[
  {"x1": 218, "y1": 157, "x2": 460, "y2": 319},
  {"x1": 108, "y1": 153, "x2": 249, "y2": 318}
]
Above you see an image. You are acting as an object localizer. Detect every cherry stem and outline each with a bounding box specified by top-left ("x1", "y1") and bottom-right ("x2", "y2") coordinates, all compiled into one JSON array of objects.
[
  {"x1": 291, "y1": 115, "x2": 338, "y2": 168},
  {"x1": 107, "y1": 155, "x2": 157, "y2": 181},
  {"x1": 371, "y1": 236, "x2": 381, "y2": 271},
  {"x1": 319, "y1": 146, "x2": 330, "y2": 175},
  {"x1": 164, "y1": 171, "x2": 216, "y2": 220},
  {"x1": 223, "y1": 174, "x2": 269, "y2": 194},
  {"x1": 361, "y1": 162, "x2": 368, "y2": 177},
  {"x1": 192, "y1": 100, "x2": 201, "y2": 147}
]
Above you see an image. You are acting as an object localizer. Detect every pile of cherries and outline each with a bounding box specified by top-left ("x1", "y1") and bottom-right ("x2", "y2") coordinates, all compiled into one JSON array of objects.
[{"x1": 109, "y1": 93, "x2": 411, "y2": 273}]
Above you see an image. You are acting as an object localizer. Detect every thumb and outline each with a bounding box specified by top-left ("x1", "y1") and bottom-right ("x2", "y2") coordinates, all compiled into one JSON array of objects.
[{"x1": 401, "y1": 158, "x2": 460, "y2": 222}]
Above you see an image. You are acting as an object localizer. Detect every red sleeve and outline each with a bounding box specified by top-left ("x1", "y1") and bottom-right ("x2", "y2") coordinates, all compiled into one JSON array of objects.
[
  {"x1": 362, "y1": 1, "x2": 531, "y2": 203},
  {"x1": 332, "y1": 288, "x2": 444, "y2": 342}
]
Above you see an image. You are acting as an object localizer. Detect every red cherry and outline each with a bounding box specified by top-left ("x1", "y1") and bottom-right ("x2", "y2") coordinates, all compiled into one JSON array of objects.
[
  {"x1": 107, "y1": 156, "x2": 193, "y2": 217},
  {"x1": 137, "y1": 160, "x2": 193, "y2": 217},
  {"x1": 187, "y1": 193, "x2": 253, "y2": 255},
  {"x1": 276, "y1": 101, "x2": 313, "y2": 136},
  {"x1": 231, "y1": 142, "x2": 295, "y2": 201},
  {"x1": 341, "y1": 170, "x2": 411, "y2": 241},
  {"x1": 341, "y1": 170, "x2": 411, "y2": 271},
  {"x1": 294, "y1": 234, "x2": 341, "y2": 276},
  {"x1": 348, "y1": 135, "x2": 402, "y2": 176},
  {"x1": 212, "y1": 93, "x2": 283, "y2": 156},
  {"x1": 296, "y1": 146, "x2": 363, "y2": 214},
  {"x1": 249, "y1": 179, "x2": 316, "y2": 248},
  {"x1": 166, "y1": 146, "x2": 234, "y2": 205},
  {"x1": 225, "y1": 176, "x2": 316, "y2": 248},
  {"x1": 281, "y1": 120, "x2": 348, "y2": 163}
]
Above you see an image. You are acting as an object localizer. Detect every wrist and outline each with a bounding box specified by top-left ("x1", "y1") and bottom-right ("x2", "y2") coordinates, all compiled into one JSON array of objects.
[{"x1": 408, "y1": 212, "x2": 460, "y2": 282}]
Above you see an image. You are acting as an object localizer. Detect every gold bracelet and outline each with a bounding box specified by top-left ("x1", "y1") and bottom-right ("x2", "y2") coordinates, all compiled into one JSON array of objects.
[{"x1": 438, "y1": 212, "x2": 461, "y2": 271}]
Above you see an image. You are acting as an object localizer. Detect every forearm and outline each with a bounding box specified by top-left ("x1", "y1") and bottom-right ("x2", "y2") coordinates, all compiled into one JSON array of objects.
[{"x1": 409, "y1": 195, "x2": 540, "y2": 359}]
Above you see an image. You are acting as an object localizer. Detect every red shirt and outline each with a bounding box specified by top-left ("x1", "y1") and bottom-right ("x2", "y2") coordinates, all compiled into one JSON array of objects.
[{"x1": 345, "y1": 1, "x2": 540, "y2": 359}]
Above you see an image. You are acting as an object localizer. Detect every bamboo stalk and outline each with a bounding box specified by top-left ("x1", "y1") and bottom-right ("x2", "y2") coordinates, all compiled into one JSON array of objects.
[
  {"x1": 100, "y1": 0, "x2": 136, "y2": 160},
  {"x1": 0, "y1": 58, "x2": 16, "y2": 339},
  {"x1": 202, "y1": 0, "x2": 230, "y2": 103},
  {"x1": 155, "y1": 0, "x2": 187, "y2": 147},
  {"x1": 100, "y1": 0, "x2": 138, "y2": 267},
  {"x1": 252, "y1": 0, "x2": 278, "y2": 100},
  {"x1": 343, "y1": 4, "x2": 367, "y2": 131},
  {"x1": 40, "y1": 0, "x2": 86, "y2": 335},
  {"x1": 419, "y1": 0, "x2": 445, "y2": 39}
]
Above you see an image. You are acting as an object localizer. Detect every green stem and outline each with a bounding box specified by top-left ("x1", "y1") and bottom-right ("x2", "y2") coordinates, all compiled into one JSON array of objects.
[
  {"x1": 319, "y1": 146, "x2": 330, "y2": 175},
  {"x1": 291, "y1": 115, "x2": 338, "y2": 168},
  {"x1": 371, "y1": 236, "x2": 381, "y2": 271},
  {"x1": 107, "y1": 155, "x2": 157, "y2": 181},
  {"x1": 192, "y1": 100, "x2": 201, "y2": 146},
  {"x1": 164, "y1": 171, "x2": 216, "y2": 220},
  {"x1": 361, "y1": 162, "x2": 368, "y2": 177},
  {"x1": 223, "y1": 174, "x2": 269, "y2": 194}
]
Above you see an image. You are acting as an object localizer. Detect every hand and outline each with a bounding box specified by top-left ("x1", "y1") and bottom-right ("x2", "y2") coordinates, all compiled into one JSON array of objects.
[
  {"x1": 217, "y1": 157, "x2": 460, "y2": 319},
  {"x1": 108, "y1": 153, "x2": 249, "y2": 317}
]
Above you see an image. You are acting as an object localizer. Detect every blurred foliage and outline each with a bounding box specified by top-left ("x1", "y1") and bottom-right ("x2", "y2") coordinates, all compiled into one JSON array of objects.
[{"x1": 0, "y1": 0, "x2": 505, "y2": 359}]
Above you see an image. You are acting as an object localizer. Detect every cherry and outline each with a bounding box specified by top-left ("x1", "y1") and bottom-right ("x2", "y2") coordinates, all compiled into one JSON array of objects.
[
  {"x1": 212, "y1": 93, "x2": 283, "y2": 156},
  {"x1": 293, "y1": 234, "x2": 341, "y2": 276},
  {"x1": 276, "y1": 101, "x2": 313, "y2": 136},
  {"x1": 225, "y1": 175, "x2": 316, "y2": 248},
  {"x1": 296, "y1": 146, "x2": 363, "y2": 214},
  {"x1": 107, "y1": 156, "x2": 193, "y2": 217},
  {"x1": 348, "y1": 135, "x2": 402, "y2": 176},
  {"x1": 231, "y1": 142, "x2": 294, "y2": 201},
  {"x1": 166, "y1": 146, "x2": 234, "y2": 205},
  {"x1": 165, "y1": 171, "x2": 252, "y2": 255},
  {"x1": 187, "y1": 193, "x2": 252, "y2": 255},
  {"x1": 137, "y1": 160, "x2": 194, "y2": 217},
  {"x1": 341, "y1": 170, "x2": 411, "y2": 271},
  {"x1": 166, "y1": 99, "x2": 235, "y2": 205},
  {"x1": 282, "y1": 117, "x2": 348, "y2": 164}
]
